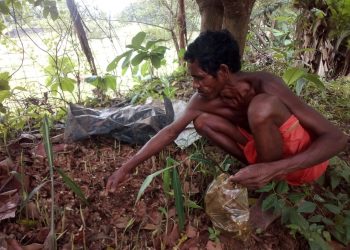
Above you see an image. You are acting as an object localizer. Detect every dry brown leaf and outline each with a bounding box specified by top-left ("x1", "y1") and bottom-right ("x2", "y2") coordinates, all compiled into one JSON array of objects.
[
  {"x1": 22, "y1": 243, "x2": 43, "y2": 250},
  {"x1": 206, "y1": 240, "x2": 222, "y2": 250},
  {"x1": 186, "y1": 224, "x2": 198, "y2": 238},
  {"x1": 163, "y1": 223, "x2": 179, "y2": 247}
]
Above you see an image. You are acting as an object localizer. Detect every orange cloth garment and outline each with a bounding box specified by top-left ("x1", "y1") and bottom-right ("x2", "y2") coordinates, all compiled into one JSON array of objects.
[{"x1": 238, "y1": 115, "x2": 328, "y2": 186}]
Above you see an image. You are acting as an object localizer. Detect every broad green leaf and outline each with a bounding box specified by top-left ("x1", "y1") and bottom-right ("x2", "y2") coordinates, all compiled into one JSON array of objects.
[
  {"x1": 106, "y1": 50, "x2": 132, "y2": 72},
  {"x1": 131, "y1": 32, "x2": 146, "y2": 49},
  {"x1": 56, "y1": 167, "x2": 88, "y2": 204},
  {"x1": 330, "y1": 174, "x2": 341, "y2": 190},
  {"x1": 257, "y1": 182, "x2": 276, "y2": 193},
  {"x1": 136, "y1": 165, "x2": 174, "y2": 203},
  {"x1": 173, "y1": 167, "x2": 185, "y2": 231},
  {"x1": 121, "y1": 52, "x2": 133, "y2": 69},
  {"x1": 141, "y1": 61, "x2": 150, "y2": 76},
  {"x1": 297, "y1": 201, "x2": 317, "y2": 213},
  {"x1": 322, "y1": 217, "x2": 335, "y2": 225},
  {"x1": 289, "y1": 209, "x2": 309, "y2": 230},
  {"x1": 324, "y1": 203, "x2": 341, "y2": 214},
  {"x1": 308, "y1": 232, "x2": 330, "y2": 250},
  {"x1": 84, "y1": 75, "x2": 98, "y2": 83},
  {"x1": 295, "y1": 78, "x2": 306, "y2": 96},
  {"x1": 288, "y1": 192, "x2": 305, "y2": 204},
  {"x1": 150, "y1": 55, "x2": 162, "y2": 68},
  {"x1": 308, "y1": 215, "x2": 323, "y2": 223},
  {"x1": 146, "y1": 39, "x2": 165, "y2": 49},
  {"x1": 0, "y1": 90, "x2": 11, "y2": 102},
  {"x1": 131, "y1": 52, "x2": 148, "y2": 66},
  {"x1": 276, "y1": 181, "x2": 289, "y2": 194},
  {"x1": 304, "y1": 73, "x2": 325, "y2": 89},
  {"x1": 104, "y1": 75, "x2": 117, "y2": 91},
  {"x1": 262, "y1": 193, "x2": 278, "y2": 211},
  {"x1": 60, "y1": 77, "x2": 75, "y2": 93},
  {"x1": 283, "y1": 67, "x2": 306, "y2": 86},
  {"x1": 281, "y1": 206, "x2": 293, "y2": 224}
]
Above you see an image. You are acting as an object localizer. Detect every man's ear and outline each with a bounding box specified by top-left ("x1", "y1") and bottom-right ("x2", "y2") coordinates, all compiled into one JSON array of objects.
[{"x1": 218, "y1": 64, "x2": 230, "y2": 80}]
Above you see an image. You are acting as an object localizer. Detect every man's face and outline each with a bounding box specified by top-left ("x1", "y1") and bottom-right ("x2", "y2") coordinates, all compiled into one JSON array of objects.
[{"x1": 188, "y1": 61, "x2": 224, "y2": 100}]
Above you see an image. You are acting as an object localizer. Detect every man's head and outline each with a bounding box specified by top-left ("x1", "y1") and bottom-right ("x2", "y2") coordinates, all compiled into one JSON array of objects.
[{"x1": 184, "y1": 30, "x2": 241, "y2": 77}]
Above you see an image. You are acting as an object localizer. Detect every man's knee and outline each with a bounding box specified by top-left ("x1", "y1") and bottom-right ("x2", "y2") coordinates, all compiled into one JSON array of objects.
[{"x1": 248, "y1": 94, "x2": 289, "y2": 128}]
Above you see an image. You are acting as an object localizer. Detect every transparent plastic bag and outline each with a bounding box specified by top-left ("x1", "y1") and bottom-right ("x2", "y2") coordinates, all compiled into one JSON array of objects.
[{"x1": 205, "y1": 173, "x2": 250, "y2": 238}]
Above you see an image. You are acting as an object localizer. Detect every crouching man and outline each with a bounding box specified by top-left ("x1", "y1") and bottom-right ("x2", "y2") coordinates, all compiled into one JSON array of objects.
[{"x1": 106, "y1": 30, "x2": 347, "y2": 230}]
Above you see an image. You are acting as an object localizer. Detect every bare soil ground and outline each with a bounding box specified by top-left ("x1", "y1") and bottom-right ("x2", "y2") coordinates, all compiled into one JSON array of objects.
[{"x1": 0, "y1": 126, "x2": 349, "y2": 250}]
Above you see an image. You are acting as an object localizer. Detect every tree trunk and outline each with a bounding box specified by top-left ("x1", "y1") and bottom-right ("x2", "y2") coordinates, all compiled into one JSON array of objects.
[
  {"x1": 66, "y1": 0, "x2": 97, "y2": 76},
  {"x1": 196, "y1": 0, "x2": 224, "y2": 31},
  {"x1": 221, "y1": 0, "x2": 256, "y2": 56},
  {"x1": 195, "y1": 0, "x2": 256, "y2": 56},
  {"x1": 178, "y1": 0, "x2": 187, "y2": 50}
]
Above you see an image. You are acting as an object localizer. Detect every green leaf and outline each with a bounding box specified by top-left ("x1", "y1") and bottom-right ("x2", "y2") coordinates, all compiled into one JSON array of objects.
[
  {"x1": 141, "y1": 61, "x2": 150, "y2": 76},
  {"x1": 104, "y1": 75, "x2": 117, "y2": 91},
  {"x1": 42, "y1": 116, "x2": 54, "y2": 168},
  {"x1": 0, "y1": 1, "x2": 10, "y2": 14},
  {"x1": 106, "y1": 50, "x2": 132, "y2": 72},
  {"x1": 60, "y1": 77, "x2": 75, "y2": 93},
  {"x1": 304, "y1": 73, "x2": 325, "y2": 89},
  {"x1": 308, "y1": 215, "x2": 323, "y2": 223},
  {"x1": 322, "y1": 217, "x2": 335, "y2": 225},
  {"x1": 162, "y1": 157, "x2": 176, "y2": 194},
  {"x1": 145, "y1": 39, "x2": 165, "y2": 49},
  {"x1": 185, "y1": 199, "x2": 202, "y2": 209},
  {"x1": 308, "y1": 232, "x2": 330, "y2": 250},
  {"x1": 295, "y1": 78, "x2": 306, "y2": 96},
  {"x1": 13, "y1": 86, "x2": 27, "y2": 91},
  {"x1": 289, "y1": 209, "x2": 309, "y2": 230},
  {"x1": 281, "y1": 206, "x2": 293, "y2": 224},
  {"x1": 324, "y1": 203, "x2": 341, "y2": 214},
  {"x1": 84, "y1": 75, "x2": 98, "y2": 84},
  {"x1": 297, "y1": 201, "x2": 317, "y2": 213},
  {"x1": 330, "y1": 174, "x2": 341, "y2": 190},
  {"x1": 150, "y1": 55, "x2": 162, "y2": 68},
  {"x1": 49, "y1": 5, "x2": 58, "y2": 20},
  {"x1": 136, "y1": 165, "x2": 174, "y2": 203},
  {"x1": 288, "y1": 192, "x2": 305, "y2": 204},
  {"x1": 189, "y1": 153, "x2": 215, "y2": 167},
  {"x1": 131, "y1": 52, "x2": 148, "y2": 66},
  {"x1": 55, "y1": 168, "x2": 88, "y2": 204},
  {"x1": 0, "y1": 90, "x2": 11, "y2": 102},
  {"x1": 131, "y1": 32, "x2": 146, "y2": 49},
  {"x1": 121, "y1": 52, "x2": 132, "y2": 69},
  {"x1": 257, "y1": 182, "x2": 276, "y2": 193},
  {"x1": 283, "y1": 67, "x2": 306, "y2": 86},
  {"x1": 173, "y1": 167, "x2": 185, "y2": 231},
  {"x1": 262, "y1": 193, "x2": 278, "y2": 211},
  {"x1": 276, "y1": 181, "x2": 289, "y2": 194}
]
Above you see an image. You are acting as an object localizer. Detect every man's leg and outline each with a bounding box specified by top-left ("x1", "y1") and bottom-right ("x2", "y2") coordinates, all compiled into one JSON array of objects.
[
  {"x1": 247, "y1": 94, "x2": 292, "y2": 230},
  {"x1": 193, "y1": 113, "x2": 247, "y2": 163}
]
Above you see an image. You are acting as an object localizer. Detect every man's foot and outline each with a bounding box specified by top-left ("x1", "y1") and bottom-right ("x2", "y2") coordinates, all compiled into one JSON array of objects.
[{"x1": 248, "y1": 194, "x2": 281, "y2": 231}]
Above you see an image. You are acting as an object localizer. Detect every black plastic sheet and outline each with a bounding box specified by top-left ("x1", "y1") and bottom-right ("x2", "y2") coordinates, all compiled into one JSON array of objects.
[{"x1": 64, "y1": 97, "x2": 174, "y2": 145}]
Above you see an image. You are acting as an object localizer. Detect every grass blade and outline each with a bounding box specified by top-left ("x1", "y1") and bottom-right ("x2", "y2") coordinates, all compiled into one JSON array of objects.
[
  {"x1": 42, "y1": 115, "x2": 56, "y2": 250},
  {"x1": 55, "y1": 167, "x2": 88, "y2": 205},
  {"x1": 172, "y1": 167, "x2": 185, "y2": 231},
  {"x1": 136, "y1": 165, "x2": 174, "y2": 204}
]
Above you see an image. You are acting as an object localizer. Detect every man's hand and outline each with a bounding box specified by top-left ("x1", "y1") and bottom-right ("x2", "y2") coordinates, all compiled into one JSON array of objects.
[
  {"x1": 229, "y1": 163, "x2": 285, "y2": 189},
  {"x1": 105, "y1": 167, "x2": 131, "y2": 193}
]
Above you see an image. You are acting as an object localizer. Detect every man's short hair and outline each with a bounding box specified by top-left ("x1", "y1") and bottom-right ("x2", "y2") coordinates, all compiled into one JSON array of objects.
[{"x1": 184, "y1": 30, "x2": 241, "y2": 76}]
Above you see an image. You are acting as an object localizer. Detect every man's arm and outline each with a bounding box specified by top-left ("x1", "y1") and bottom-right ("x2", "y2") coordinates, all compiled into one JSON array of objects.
[{"x1": 106, "y1": 101, "x2": 199, "y2": 192}]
